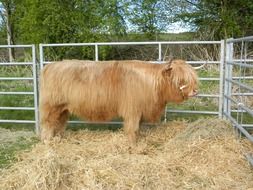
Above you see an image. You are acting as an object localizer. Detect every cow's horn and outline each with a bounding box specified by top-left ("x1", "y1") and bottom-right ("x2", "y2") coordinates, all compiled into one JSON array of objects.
[
  {"x1": 180, "y1": 85, "x2": 187, "y2": 90},
  {"x1": 193, "y1": 62, "x2": 207, "y2": 70}
]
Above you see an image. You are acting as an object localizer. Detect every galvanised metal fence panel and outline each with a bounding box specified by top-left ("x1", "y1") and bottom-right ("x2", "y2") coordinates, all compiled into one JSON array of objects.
[
  {"x1": 0, "y1": 39, "x2": 251, "y2": 164},
  {"x1": 39, "y1": 41, "x2": 224, "y2": 124},
  {"x1": 223, "y1": 36, "x2": 253, "y2": 165},
  {"x1": 0, "y1": 45, "x2": 39, "y2": 134}
]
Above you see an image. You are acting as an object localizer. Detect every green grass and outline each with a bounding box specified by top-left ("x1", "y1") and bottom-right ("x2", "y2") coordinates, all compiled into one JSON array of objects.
[
  {"x1": 231, "y1": 112, "x2": 253, "y2": 124},
  {"x1": 0, "y1": 93, "x2": 35, "y2": 129},
  {"x1": 0, "y1": 65, "x2": 33, "y2": 77},
  {"x1": 0, "y1": 123, "x2": 35, "y2": 131},
  {"x1": 165, "y1": 113, "x2": 216, "y2": 123},
  {"x1": 0, "y1": 136, "x2": 39, "y2": 169}
]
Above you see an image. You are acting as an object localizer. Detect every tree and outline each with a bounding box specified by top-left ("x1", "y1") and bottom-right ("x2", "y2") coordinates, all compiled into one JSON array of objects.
[
  {"x1": 11, "y1": 0, "x2": 130, "y2": 44},
  {"x1": 174, "y1": 0, "x2": 253, "y2": 39},
  {"x1": 14, "y1": 0, "x2": 83, "y2": 44},
  {"x1": 99, "y1": 0, "x2": 127, "y2": 37},
  {"x1": 0, "y1": 0, "x2": 15, "y2": 61},
  {"x1": 126, "y1": 0, "x2": 170, "y2": 39}
]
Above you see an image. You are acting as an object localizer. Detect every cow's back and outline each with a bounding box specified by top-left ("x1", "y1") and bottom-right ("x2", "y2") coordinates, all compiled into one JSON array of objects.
[{"x1": 40, "y1": 60, "x2": 163, "y2": 121}]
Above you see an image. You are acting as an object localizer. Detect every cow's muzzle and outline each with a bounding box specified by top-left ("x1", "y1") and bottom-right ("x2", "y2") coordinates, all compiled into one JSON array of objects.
[{"x1": 188, "y1": 89, "x2": 198, "y2": 97}]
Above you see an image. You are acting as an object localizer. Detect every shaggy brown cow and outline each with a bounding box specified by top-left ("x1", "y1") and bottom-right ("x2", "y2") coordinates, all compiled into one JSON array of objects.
[{"x1": 39, "y1": 59, "x2": 198, "y2": 144}]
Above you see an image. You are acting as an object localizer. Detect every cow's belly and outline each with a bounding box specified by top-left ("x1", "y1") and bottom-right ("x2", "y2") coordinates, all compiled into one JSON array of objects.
[
  {"x1": 142, "y1": 114, "x2": 160, "y2": 123},
  {"x1": 68, "y1": 104, "x2": 118, "y2": 122},
  {"x1": 142, "y1": 104, "x2": 165, "y2": 123}
]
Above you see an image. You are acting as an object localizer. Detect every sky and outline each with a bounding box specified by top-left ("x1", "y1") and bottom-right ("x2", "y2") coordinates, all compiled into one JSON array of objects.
[{"x1": 167, "y1": 22, "x2": 192, "y2": 33}]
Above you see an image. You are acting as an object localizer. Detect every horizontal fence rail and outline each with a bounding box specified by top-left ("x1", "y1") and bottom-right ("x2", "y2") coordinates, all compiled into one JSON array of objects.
[
  {"x1": 39, "y1": 41, "x2": 221, "y2": 68},
  {"x1": 226, "y1": 36, "x2": 253, "y2": 43}
]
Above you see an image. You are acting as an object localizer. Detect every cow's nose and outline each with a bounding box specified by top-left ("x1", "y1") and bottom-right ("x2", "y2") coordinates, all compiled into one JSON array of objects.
[{"x1": 189, "y1": 89, "x2": 198, "y2": 97}]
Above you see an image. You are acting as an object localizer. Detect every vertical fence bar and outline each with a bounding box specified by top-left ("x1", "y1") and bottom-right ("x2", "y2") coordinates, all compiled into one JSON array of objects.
[
  {"x1": 32, "y1": 45, "x2": 39, "y2": 134},
  {"x1": 95, "y1": 44, "x2": 99, "y2": 61},
  {"x1": 224, "y1": 39, "x2": 233, "y2": 117},
  {"x1": 219, "y1": 40, "x2": 225, "y2": 118},
  {"x1": 223, "y1": 42, "x2": 229, "y2": 114},
  {"x1": 39, "y1": 44, "x2": 44, "y2": 69},
  {"x1": 227, "y1": 41, "x2": 234, "y2": 118},
  {"x1": 158, "y1": 43, "x2": 162, "y2": 62},
  {"x1": 159, "y1": 42, "x2": 167, "y2": 121}
]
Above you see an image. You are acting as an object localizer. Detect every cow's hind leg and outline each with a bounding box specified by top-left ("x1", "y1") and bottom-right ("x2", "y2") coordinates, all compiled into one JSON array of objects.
[
  {"x1": 123, "y1": 117, "x2": 141, "y2": 145},
  {"x1": 40, "y1": 103, "x2": 69, "y2": 141}
]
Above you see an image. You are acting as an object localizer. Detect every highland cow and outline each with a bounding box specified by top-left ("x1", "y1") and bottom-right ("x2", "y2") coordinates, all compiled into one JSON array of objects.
[{"x1": 39, "y1": 59, "x2": 198, "y2": 144}]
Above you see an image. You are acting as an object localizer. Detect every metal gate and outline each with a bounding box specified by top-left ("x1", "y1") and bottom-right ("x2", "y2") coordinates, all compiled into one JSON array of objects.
[
  {"x1": 223, "y1": 36, "x2": 253, "y2": 165},
  {"x1": 0, "y1": 45, "x2": 39, "y2": 133}
]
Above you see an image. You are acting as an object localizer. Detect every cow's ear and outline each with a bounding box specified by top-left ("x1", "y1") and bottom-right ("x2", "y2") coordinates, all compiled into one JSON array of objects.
[
  {"x1": 164, "y1": 56, "x2": 173, "y2": 64},
  {"x1": 162, "y1": 64, "x2": 172, "y2": 75},
  {"x1": 164, "y1": 63, "x2": 172, "y2": 70},
  {"x1": 162, "y1": 57, "x2": 173, "y2": 75}
]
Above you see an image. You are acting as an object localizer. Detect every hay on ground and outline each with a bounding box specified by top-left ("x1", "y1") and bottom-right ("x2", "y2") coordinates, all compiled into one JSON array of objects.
[{"x1": 0, "y1": 118, "x2": 252, "y2": 190}]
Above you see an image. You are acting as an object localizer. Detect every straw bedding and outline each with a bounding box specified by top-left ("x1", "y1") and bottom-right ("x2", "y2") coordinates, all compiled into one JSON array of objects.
[{"x1": 0, "y1": 118, "x2": 252, "y2": 190}]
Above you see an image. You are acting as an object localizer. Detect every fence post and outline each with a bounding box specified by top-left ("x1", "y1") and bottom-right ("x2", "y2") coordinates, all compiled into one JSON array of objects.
[
  {"x1": 32, "y1": 45, "x2": 40, "y2": 135},
  {"x1": 219, "y1": 40, "x2": 225, "y2": 118},
  {"x1": 95, "y1": 44, "x2": 99, "y2": 61},
  {"x1": 224, "y1": 41, "x2": 229, "y2": 117},
  {"x1": 39, "y1": 44, "x2": 44, "y2": 69},
  {"x1": 158, "y1": 43, "x2": 162, "y2": 62},
  {"x1": 224, "y1": 39, "x2": 233, "y2": 118}
]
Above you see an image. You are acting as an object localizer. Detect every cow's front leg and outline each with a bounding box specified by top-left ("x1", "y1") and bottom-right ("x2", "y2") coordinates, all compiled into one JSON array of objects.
[
  {"x1": 123, "y1": 117, "x2": 140, "y2": 145},
  {"x1": 40, "y1": 103, "x2": 69, "y2": 142}
]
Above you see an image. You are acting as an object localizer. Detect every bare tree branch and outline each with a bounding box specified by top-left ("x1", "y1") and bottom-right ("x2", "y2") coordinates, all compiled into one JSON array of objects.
[{"x1": 184, "y1": 0, "x2": 201, "y2": 9}]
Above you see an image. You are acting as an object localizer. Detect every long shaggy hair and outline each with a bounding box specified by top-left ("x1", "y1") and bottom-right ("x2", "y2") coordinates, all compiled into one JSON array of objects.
[{"x1": 39, "y1": 59, "x2": 198, "y2": 144}]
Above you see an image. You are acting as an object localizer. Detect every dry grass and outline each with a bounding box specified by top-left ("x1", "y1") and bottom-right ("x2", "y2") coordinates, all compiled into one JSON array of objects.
[
  {"x1": 0, "y1": 118, "x2": 252, "y2": 190},
  {"x1": 0, "y1": 128, "x2": 34, "y2": 144}
]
